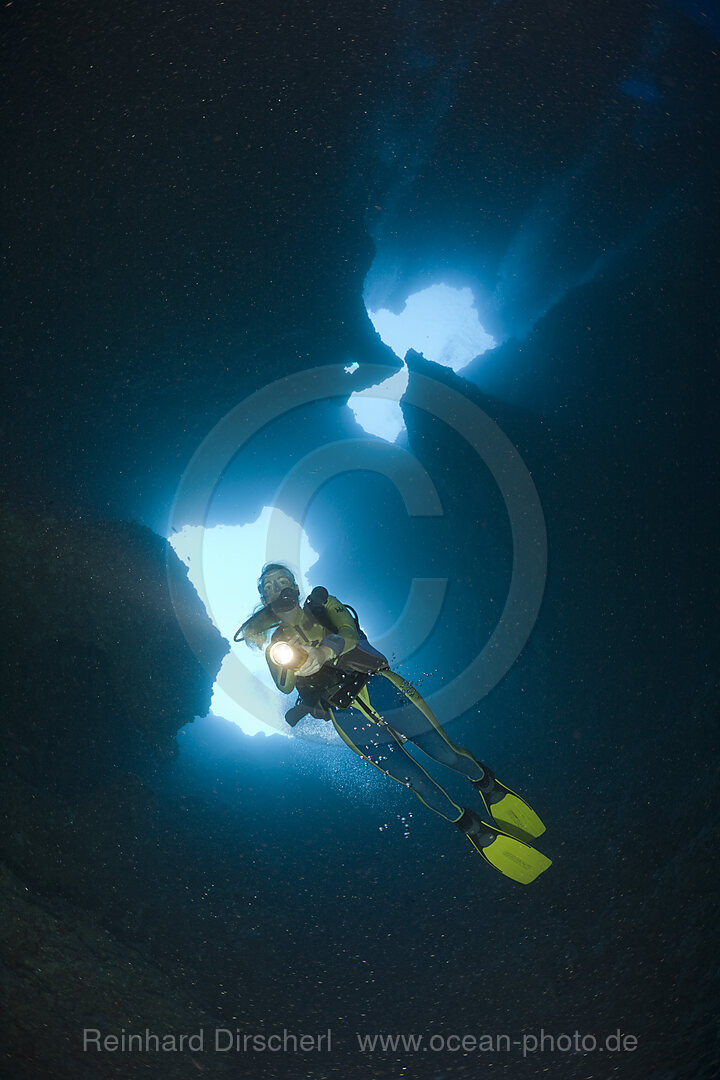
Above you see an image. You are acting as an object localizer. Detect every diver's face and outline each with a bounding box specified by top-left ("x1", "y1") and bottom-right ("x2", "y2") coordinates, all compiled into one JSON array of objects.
[{"x1": 260, "y1": 570, "x2": 296, "y2": 605}]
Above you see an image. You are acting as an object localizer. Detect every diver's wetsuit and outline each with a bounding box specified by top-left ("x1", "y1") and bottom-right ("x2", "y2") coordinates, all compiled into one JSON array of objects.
[
  {"x1": 331, "y1": 670, "x2": 487, "y2": 821},
  {"x1": 267, "y1": 593, "x2": 485, "y2": 822}
]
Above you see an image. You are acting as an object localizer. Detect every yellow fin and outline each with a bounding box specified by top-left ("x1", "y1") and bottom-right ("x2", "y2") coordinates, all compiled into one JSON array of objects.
[
  {"x1": 489, "y1": 788, "x2": 546, "y2": 839},
  {"x1": 467, "y1": 830, "x2": 552, "y2": 885}
]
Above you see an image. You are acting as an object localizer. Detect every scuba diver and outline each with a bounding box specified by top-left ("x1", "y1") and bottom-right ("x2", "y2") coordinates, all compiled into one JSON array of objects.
[{"x1": 236, "y1": 563, "x2": 551, "y2": 885}]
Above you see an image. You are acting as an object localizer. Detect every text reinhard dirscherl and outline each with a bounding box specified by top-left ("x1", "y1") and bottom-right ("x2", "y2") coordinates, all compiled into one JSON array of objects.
[
  {"x1": 82, "y1": 1028, "x2": 639, "y2": 1058},
  {"x1": 83, "y1": 1029, "x2": 332, "y2": 1053}
]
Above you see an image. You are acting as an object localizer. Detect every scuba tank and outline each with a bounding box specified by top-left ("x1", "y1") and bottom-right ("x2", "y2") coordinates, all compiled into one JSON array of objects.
[{"x1": 305, "y1": 586, "x2": 366, "y2": 640}]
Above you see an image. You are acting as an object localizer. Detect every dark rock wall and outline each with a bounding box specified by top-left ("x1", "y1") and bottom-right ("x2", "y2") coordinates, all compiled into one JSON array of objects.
[
  {"x1": 0, "y1": 507, "x2": 231, "y2": 1079},
  {"x1": 1, "y1": 511, "x2": 224, "y2": 778}
]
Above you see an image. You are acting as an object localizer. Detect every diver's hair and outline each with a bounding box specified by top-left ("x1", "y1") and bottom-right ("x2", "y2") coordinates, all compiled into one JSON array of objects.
[{"x1": 236, "y1": 605, "x2": 280, "y2": 649}]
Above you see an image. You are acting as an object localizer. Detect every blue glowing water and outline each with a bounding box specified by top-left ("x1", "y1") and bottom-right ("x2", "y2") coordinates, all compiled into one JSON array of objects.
[
  {"x1": 366, "y1": 283, "x2": 496, "y2": 372},
  {"x1": 347, "y1": 363, "x2": 409, "y2": 442},
  {"x1": 170, "y1": 510, "x2": 319, "y2": 736}
]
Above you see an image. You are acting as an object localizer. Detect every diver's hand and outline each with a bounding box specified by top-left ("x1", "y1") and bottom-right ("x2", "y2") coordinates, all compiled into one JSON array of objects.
[{"x1": 295, "y1": 644, "x2": 335, "y2": 677}]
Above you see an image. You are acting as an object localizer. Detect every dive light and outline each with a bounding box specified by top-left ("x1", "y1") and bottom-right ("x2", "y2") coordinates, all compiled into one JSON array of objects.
[{"x1": 269, "y1": 640, "x2": 307, "y2": 671}]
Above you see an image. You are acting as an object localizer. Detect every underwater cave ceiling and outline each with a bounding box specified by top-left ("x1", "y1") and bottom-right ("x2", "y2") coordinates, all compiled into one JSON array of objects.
[{"x1": 3, "y1": 0, "x2": 710, "y2": 522}]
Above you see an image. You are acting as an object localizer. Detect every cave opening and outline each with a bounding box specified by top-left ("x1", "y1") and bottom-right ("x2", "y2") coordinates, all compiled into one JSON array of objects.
[
  {"x1": 364, "y1": 281, "x2": 497, "y2": 372},
  {"x1": 169, "y1": 509, "x2": 319, "y2": 738}
]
